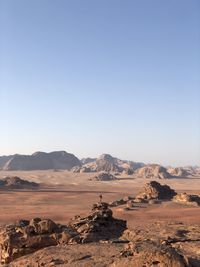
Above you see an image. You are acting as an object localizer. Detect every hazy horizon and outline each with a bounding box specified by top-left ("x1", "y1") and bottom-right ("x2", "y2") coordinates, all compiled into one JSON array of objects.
[{"x1": 1, "y1": 0, "x2": 200, "y2": 166}]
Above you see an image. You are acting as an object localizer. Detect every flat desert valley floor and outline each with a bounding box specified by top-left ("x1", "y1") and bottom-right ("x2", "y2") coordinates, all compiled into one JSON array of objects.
[{"x1": 0, "y1": 170, "x2": 200, "y2": 229}]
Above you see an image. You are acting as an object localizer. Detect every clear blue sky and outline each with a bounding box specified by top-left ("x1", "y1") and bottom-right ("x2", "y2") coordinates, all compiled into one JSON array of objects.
[{"x1": 0, "y1": 0, "x2": 199, "y2": 166}]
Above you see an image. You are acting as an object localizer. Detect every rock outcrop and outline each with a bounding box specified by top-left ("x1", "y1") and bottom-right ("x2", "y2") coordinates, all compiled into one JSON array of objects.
[
  {"x1": 135, "y1": 181, "x2": 177, "y2": 202},
  {"x1": 0, "y1": 218, "x2": 68, "y2": 264},
  {"x1": 167, "y1": 167, "x2": 190, "y2": 177},
  {"x1": 117, "y1": 221, "x2": 199, "y2": 267},
  {"x1": 7, "y1": 220, "x2": 200, "y2": 267},
  {"x1": 91, "y1": 172, "x2": 117, "y2": 181},
  {"x1": 135, "y1": 164, "x2": 171, "y2": 179},
  {"x1": 69, "y1": 202, "x2": 126, "y2": 243},
  {"x1": 112, "y1": 240, "x2": 189, "y2": 267},
  {"x1": 2, "y1": 151, "x2": 80, "y2": 170},
  {"x1": 0, "y1": 202, "x2": 126, "y2": 264},
  {"x1": 173, "y1": 193, "x2": 200, "y2": 206},
  {"x1": 0, "y1": 176, "x2": 39, "y2": 189},
  {"x1": 71, "y1": 165, "x2": 93, "y2": 173},
  {"x1": 109, "y1": 196, "x2": 134, "y2": 207}
]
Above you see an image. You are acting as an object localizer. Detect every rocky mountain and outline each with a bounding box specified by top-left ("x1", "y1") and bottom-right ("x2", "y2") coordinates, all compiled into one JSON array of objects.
[
  {"x1": 134, "y1": 164, "x2": 171, "y2": 179},
  {"x1": 1, "y1": 151, "x2": 199, "y2": 176},
  {"x1": 81, "y1": 157, "x2": 96, "y2": 165},
  {"x1": 0, "y1": 151, "x2": 80, "y2": 171},
  {"x1": 167, "y1": 167, "x2": 190, "y2": 177},
  {"x1": 72, "y1": 154, "x2": 144, "y2": 173},
  {"x1": 0, "y1": 155, "x2": 13, "y2": 169}
]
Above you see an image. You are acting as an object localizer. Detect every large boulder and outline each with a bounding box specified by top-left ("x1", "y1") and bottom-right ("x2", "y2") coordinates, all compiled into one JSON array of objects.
[{"x1": 135, "y1": 181, "x2": 177, "y2": 202}]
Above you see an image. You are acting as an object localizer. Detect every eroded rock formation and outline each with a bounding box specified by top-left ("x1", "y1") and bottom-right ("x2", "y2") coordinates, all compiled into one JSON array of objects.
[
  {"x1": 0, "y1": 176, "x2": 39, "y2": 189},
  {"x1": 135, "y1": 164, "x2": 171, "y2": 179},
  {"x1": 91, "y1": 172, "x2": 117, "y2": 181},
  {"x1": 0, "y1": 202, "x2": 126, "y2": 264},
  {"x1": 167, "y1": 167, "x2": 191, "y2": 177},
  {"x1": 112, "y1": 240, "x2": 190, "y2": 267},
  {"x1": 69, "y1": 202, "x2": 126, "y2": 243},
  {"x1": 135, "y1": 181, "x2": 177, "y2": 203},
  {"x1": 0, "y1": 218, "x2": 66, "y2": 264},
  {"x1": 173, "y1": 193, "x2": 200, "y2": 206}
]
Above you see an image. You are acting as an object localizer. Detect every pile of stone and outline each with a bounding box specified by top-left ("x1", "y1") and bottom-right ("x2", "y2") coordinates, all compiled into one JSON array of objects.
[
  {"x1": 91, "y1": 172, "x2": 117, "y2": 181},
  {"x1": 0, "y1": 202, "x2": 126, "y2": 264},
  {"x1": 135, "y1": 181, "x2": 177, "y2": 203},
  {"x1": 69, "y1": 202, "x2": 126, "y2": 243},
  {"x1": 173, "y1": 193, "x2": 200, "y2": 207}
]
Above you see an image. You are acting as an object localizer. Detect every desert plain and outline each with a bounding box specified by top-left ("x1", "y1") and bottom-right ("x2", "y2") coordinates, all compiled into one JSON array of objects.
[
  {"x1": 0, "y1": 170, "x2": 200, "y2": 228},
  {"x1": 1, "y1": 170, "x2": 200, "y2": 266}
]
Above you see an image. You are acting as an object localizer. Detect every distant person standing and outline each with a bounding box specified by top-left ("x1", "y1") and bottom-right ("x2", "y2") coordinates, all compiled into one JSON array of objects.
[{"x1": 99, "y1": 194, "x2": 103, "y2": 204}]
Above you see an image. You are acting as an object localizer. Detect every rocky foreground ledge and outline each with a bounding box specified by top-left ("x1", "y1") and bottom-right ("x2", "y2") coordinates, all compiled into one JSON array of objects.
[
  {"x1": 1, "y1": 181, "x2": 200, "y2": 266},
  {"x1": 0, "y1": 202, "x2": 126, "y2": 264},
  {"x1": 3, "y1": 219, "x2": 200, "y2": 267}
]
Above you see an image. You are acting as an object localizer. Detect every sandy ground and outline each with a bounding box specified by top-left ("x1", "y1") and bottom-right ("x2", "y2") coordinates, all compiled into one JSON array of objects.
[{"x1": 0, "y1": 170, "x2": 200, "y2": 229}]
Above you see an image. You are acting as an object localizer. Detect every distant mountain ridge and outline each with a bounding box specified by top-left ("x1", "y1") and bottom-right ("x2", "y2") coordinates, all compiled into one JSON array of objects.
[
  {"x1": 0, "y1": 151, "x2": 81, "y2": 171},
  {"x1": 72, "y1": 154, "x2": 145, "y2": 173},
  {"x1": 0, "y1": 155, "x2": 13, "y2": 169},
  {"x1": 0, "y1": 152, "x2": 199, "y2": 178}
]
